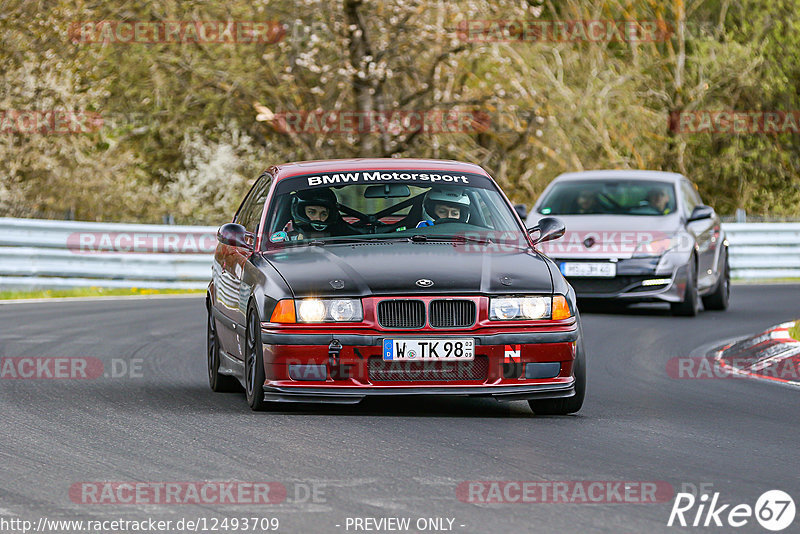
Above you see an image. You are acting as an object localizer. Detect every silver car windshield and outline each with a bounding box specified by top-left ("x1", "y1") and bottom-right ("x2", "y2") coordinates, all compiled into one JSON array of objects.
[{"x1": 538, "y1": 180, "x2": 677, "y2": 216}]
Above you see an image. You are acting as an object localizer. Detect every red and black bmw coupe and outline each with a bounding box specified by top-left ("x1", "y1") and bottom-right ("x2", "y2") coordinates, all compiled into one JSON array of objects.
[{"x1": 206, "y1": 158, "x2": 585, "y2": 414}]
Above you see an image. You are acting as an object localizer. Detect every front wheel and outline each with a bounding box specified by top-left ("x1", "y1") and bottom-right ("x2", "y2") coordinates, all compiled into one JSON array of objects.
[
  {"x1": 671, "y1": 259, "x2": 699, "y2": 317},
  {"x1": 528, "y1": 337, "x2": 586, "y2": 415},
  {"x1": 702, "y1": 251, "x2": 730, "y2": 311},
  {"x1": 244, "y1": 306, "x2": 268, "y2": 411}
]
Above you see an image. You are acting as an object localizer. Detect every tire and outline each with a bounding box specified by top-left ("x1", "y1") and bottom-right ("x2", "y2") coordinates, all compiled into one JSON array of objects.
[
  {"x1": 702, "y1": 251, "x2": 730, "y2": 311},
  {"x1": 528, "y1": 336, "x2": 586, "y2": 415},
  {"x1": 244, "y1": 305, "x2": 268, "y2": 411},
  {"x1": 671, "y1": 258, "x2": 699, "y2": 317},
  {"x1": 207, "y1": 303, "x2": 242, "y2": 393}
]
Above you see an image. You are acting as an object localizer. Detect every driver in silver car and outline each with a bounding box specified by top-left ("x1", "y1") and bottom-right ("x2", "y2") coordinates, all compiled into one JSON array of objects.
[{"x1": 646, "y1": 186, "x2": 672, "y2": 215}]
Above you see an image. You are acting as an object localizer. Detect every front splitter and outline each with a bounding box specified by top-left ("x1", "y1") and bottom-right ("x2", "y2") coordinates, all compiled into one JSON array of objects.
[{"x1": 262, "y1": 380, "x2": 576, "y2": 404}]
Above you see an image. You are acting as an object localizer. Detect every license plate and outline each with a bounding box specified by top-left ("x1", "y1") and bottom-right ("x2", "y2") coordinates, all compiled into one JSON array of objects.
[
  {"x1": 383, "y1": 338, "x2": 475, "y2": 361},
  {"x1": 561, "y1": 262, "x2": 616, "y2": 278}
]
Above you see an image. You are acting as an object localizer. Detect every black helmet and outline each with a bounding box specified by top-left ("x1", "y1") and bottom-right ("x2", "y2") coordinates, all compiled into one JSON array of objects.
[
  {"x1": 423, "y1": 187, "x2": 471, "y2": 223},
  {"x1": 291, "y1": 188, "x2": 339, "y2": 232}
]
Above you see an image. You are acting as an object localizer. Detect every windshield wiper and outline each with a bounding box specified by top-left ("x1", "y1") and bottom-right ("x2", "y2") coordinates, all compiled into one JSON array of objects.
[
  {"x1": 410, "y1": 234, "x2": 530, "y2": 250},
  {"x1": 324, "y1": 235, "x2": 406, "y2": 244},
  {"x1": 409, "y1": 234, "x2": 492, "y2": 245},
  {"x1": 279, "y1": 236, "x2": 394, "y2": 246}
]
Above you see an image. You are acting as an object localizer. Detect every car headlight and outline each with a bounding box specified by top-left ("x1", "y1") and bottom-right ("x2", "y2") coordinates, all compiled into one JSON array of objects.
[
  {"x1": 329, "y1": 299, "x2": 359, "y2": 321},
  {"x1": 632, "y1": 235, "x2": 683, "y2": 258},
  {"x1": 295, "y1": 298, "x2": 363, "y2": 323},
  {"x1": 489, "y1": 296, "x2": 569, "y2": 320},
  {"x1": 297, "y1": 299, "x2": 326, "y2": 322}
]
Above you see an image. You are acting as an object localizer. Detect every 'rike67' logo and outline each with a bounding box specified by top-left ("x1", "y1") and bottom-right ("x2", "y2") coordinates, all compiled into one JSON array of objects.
[{"x1": 668, "y1": 490, "x2": 795, "y2": 531}]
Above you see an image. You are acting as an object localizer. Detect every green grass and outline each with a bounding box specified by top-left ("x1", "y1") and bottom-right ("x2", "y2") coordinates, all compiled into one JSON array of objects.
[
  {"x1": 790, "y1": 322, "x2": 800, "y2": 342},
  {"x1": 732, "y1": 277, "x2": 800, "y2": 284},
  {"x1": 0, "y1": 287, "x2": 204, "y2": 300}
]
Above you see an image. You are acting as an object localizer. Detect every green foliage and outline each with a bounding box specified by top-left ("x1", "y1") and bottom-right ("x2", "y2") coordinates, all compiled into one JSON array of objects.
[
  {"x1": 1, "y1": 0, "x2": 798, "y2": 224},
  {"x1": 790, "y1": 321, "x2": 800, "y2": 342},
  {"x1": 0, "y1": 287, "x2": 203, "y2": 300}
]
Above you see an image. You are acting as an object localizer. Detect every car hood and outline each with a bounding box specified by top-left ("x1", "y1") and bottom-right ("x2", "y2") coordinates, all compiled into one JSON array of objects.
[
  {"x1": 532, "y1": 214, "x2": 681, "y2": 259},
  {"x1": 261, "y1": 241, "x2": 553, "y2": 297}
]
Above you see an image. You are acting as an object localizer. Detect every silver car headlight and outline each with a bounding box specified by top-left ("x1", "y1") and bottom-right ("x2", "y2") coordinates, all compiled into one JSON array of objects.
[
  {"x1": 632, "y1": 237, "x2": 678, "y2": 258},
  {"x1": 632, "y1": 233, "x2": 691, "y2": 258}
]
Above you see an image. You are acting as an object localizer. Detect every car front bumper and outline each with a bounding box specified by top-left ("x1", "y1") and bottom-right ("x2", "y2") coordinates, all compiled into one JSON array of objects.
[
  {"x1": 262, "y1": 381, "x2": 576, "y2": 403},
  {"x1": 258, "y1": 328, "x2": 579, "y2": 404},
  {"x1": 553, "y1": 257, "x2": 690, "y2": 303}
]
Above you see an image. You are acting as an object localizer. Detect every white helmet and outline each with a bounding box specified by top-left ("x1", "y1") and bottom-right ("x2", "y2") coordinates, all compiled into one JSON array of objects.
[{"x1": 423, "y1": 188, "x2": 471, "y2": 222}]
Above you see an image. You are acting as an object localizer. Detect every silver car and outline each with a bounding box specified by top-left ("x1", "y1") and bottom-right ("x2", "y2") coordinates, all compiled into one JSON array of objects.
[{"x1": 524, "y1": 170, "x2": 730, "y2": 316}]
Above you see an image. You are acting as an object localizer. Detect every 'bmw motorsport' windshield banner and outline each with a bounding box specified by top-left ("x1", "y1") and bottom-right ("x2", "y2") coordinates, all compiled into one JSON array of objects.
[
  {"x1": 274, "y1": 170, "x2": 495, "y2": 194},
  {"x1": 305, "y1": 171, "x2": 471, "y2": 186}
]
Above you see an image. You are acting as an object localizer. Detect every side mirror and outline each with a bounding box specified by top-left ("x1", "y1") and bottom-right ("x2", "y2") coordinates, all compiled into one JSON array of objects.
[
  {"x1": 528, "y1": 216, "x2": 566, "y2": 244},
  {"x1": 513, "y1": 203, "x2": 528, "y2": 220},
  {"x1": 217, "y1": 223, "x2": 254, "y2": 250},
  {"x1": 687, "y1": 205, "x2": 714, "y2": 222}
]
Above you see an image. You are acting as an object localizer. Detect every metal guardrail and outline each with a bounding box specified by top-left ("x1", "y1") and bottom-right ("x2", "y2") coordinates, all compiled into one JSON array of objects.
[
  {"x1": 0, "y1": 218, "x2": 798, "y2": 289},
  {"x1": 0, "y1": 218, "x2": 216, "y2": 290},
  {"x1": 723, "y1": 223, "x2": 800, "y2": 280}
]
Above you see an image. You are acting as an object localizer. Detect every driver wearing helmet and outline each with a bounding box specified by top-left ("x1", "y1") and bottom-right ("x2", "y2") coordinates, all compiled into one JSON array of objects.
[
  {"x1": 417, "y1": 187, "x2": 471, "y2": 228},
  {"x1": 286, "y1": 188, "x2": 345, "y2": 240}
]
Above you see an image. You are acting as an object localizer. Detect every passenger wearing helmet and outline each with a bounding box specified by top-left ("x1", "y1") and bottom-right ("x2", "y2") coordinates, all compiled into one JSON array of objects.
[
  {"x1": 286, "y1": 188, "x2": 345, "y2": 240},
  {"x1": 417, "y1": 187, "x2": 471, "y2": 228}
]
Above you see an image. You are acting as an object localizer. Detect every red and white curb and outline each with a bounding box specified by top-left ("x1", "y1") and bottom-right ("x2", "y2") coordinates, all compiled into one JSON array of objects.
[{"x1": 714, "y1": 321, "x2": 800, "y2": 387}]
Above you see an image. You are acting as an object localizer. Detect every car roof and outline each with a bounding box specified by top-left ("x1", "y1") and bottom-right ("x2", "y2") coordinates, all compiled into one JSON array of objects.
[
  {"x1": 552, "y1": 170, "x2": 685, "y2": 183},
  {"x1": 269, "y1": 158, "x2": 491, "y2": 181}
]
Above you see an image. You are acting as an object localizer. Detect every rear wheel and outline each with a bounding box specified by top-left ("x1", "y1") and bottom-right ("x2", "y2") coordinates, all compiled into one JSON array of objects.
[
  {"x1": 528, "y1": 337, "x2": 586, "y2": 415},
  {"x1": 244, "y1": 305, "x2": 268, "y2": 411},
  {"x1": 207, "y1": 303, "x2": 241, "y2": 392},
  {"x1": 702, "y1": 251, "x2": 730, "y2": 311},
  {"x1": 671, "y1": 258, "x2": 699, "y2": 317}
]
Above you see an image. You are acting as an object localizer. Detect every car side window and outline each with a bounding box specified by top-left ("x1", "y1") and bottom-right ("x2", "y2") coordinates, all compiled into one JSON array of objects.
[
  {"x1": 237, "y1": 173, "x2": 273, "y2": 233},
  {"x1": 689, "y1": 183, "x2": 703, "y2": 206},
  {"x1": 680, "y1": 180, "x2": 699, "y2": 217},
  {"x1": 234, "y1": 182, "x2": 258, "y2": 227}
]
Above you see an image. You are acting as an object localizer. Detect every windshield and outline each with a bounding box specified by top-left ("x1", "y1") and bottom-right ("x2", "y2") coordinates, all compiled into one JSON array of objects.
[
  {"x1": 262, "y1": 170, "x2": 524, "y2": 247},
  {"x1": 537, "y1": 179, "x2": 677, "y2": 216}
]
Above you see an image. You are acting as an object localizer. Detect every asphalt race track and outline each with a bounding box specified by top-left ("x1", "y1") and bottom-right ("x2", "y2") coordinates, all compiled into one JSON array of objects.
[{"x1": 1, "y1": 284, "x2": 798, "y2": 533}]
